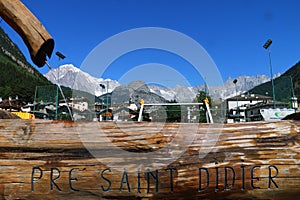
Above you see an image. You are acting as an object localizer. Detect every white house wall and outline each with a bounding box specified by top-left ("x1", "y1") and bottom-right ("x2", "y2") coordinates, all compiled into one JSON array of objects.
[{"x1": 228, "y1": 100, "x2": 262, "y2": 110}]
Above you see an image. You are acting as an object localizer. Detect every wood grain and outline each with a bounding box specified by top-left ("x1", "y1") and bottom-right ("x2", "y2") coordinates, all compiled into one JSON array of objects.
[{"x1": 0, "y1": 119, "x2": 299, "y2": 199}]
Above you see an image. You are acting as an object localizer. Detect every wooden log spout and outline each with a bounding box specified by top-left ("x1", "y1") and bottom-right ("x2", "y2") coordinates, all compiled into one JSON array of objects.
[{"x1": 0, "y1": 0, "x2": 54, "y2": 67}]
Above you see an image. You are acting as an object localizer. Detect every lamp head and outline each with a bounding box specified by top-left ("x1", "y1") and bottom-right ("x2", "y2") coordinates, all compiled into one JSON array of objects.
[
  {"x1": 263, "y1": 39, "x2": 272, "y2": 49},
  {"x1": 56, "y1": 51, "x2": 66, "y2": 59}
]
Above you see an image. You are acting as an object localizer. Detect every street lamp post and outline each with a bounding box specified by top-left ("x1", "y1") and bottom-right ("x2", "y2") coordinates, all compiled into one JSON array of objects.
[
  {"x1": 263, "y1": 39, "x2": 276, "y2": 108},
  {"x1": 233, "y1": 79, "x2": 239, "y2": 121},
  {"x1": 55, "y1": 51, "x2": 66, "y2": 120},
  {"x1": 100, "y1": 83, "x2": 109, "y2": 120},
  {"x1": 99, "y1": 84, "x2": 105, "y2": 121},
  {"x1": 106, "y1": 81, "x2": 109, "y2": 120}
]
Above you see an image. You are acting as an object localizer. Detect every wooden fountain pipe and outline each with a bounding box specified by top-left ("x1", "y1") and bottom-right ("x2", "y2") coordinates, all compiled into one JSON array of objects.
[{"x1": 0, "y1": 0, "x2": 54, "y2": 67}]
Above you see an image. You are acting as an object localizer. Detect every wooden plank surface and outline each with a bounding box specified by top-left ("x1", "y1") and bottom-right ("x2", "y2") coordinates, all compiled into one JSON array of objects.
[{"x1": 0, "y1": 119, "x2": 299, "y2": 199}]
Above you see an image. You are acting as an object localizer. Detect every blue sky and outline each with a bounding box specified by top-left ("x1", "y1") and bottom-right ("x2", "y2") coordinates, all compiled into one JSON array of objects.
[{"x1": 2, "y1": 0, "x2": 300, "y2": 87}]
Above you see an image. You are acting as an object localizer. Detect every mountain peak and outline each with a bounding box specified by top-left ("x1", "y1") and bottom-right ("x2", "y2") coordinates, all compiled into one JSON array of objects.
[
  {"x1": 45, "y1": 64, "x2": 120, "y2": 96},
  {"x1": 59, "y1": 64, "x2": 81, "y2": 73},
  {"x1": 44, "y1": 64, "x2": 274, "y2": 102}
]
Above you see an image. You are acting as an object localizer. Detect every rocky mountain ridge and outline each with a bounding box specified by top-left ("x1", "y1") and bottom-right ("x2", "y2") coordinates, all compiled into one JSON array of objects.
[
  {"x1": 45, "y1": 64, "x2": 272, "y2": 102},
  {"x1": 45, "y1": 64, "x2": 120, "y2": 96}
]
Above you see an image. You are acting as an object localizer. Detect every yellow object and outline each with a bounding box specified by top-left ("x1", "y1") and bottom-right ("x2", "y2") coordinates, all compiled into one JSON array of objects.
[
  {"x1": 11, "y1": 112, "x2": 35, "y2": 119},
  {"x1": 139, "y1": 99, "x2": 145, "y2": 105},
  {"x1": 204, "y1": 97, "x2": 209, "y2": 104}
]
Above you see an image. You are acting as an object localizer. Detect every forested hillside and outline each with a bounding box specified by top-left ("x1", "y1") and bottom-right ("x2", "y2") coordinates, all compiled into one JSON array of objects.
[
  {"x1": 0, "y1": 27, "x2": 52, "y2": 102},
  {"x1": 249, "y1": 61, "x2": 300, "y2": 103}
]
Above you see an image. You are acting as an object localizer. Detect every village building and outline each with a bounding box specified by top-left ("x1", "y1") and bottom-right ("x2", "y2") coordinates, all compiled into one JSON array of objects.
[
  {"x1": 0, "y1": 96, "x2": 23, "y2": 111},
  {"x1": 113, "y1": 107, "x2": 131, "y2": 121},
  {"x1": 68, "y1": 97, "x2": 89, "y2": 112},
  {"x1": 226, "y1": 93, "x2": 295, "y2": 123},
  {"x1": 226, "y1": 93, "x2": 272, "y2": 123}
]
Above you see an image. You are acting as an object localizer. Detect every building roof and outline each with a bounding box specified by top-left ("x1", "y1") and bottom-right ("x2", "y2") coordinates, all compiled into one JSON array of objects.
[
  {"x1": 245, "y1": 101, "x2": 288, "y2": 110},
  {"x1": 0, "y1": 99, "x2": 24, "y2": 111},
  {"x1": 226, "y1": 93, "x2": 272, "y2": 101}
]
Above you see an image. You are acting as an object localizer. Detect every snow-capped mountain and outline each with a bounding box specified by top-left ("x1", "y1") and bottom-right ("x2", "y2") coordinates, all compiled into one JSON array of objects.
[
  {"x1": 111, "y1": 80, "x2": 167, "y2": 106},
  {"x1": 45, "y1": 64, "x2": 120, "y2": 96},
  {"x1": 208, "y1": 75, "x2": 271, "y2": 100},
  {"x1": 148, "y1": 75, "x2": 271, "y2": 102},
  {"x1": 45, "y1": 64, "x2": 273, "y2": 101},
  {"x1": 148, "y1": 84, "x2": 177, "y2": 101}
]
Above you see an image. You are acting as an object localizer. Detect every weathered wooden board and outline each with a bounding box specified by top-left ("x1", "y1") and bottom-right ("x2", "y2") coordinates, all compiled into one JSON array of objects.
[
  {"x1": 0, "y1": 0, "x2": 54, "y2": 67},
  {"x1": 0, "y1": 119, "x2": 299, "y2": 199}
]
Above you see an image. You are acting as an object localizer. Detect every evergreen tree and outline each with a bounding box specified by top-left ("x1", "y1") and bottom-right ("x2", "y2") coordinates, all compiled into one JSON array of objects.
[{"x1": 166, "y1": 99, "x2": 181, "y2": 122}]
